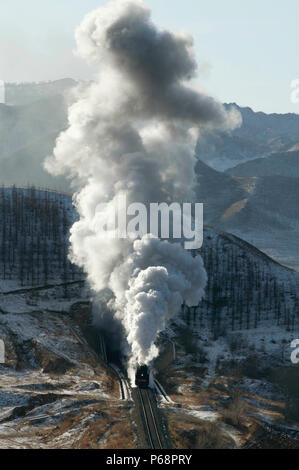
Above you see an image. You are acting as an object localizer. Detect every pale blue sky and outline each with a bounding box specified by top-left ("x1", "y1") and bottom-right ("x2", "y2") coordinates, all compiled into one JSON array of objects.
[{"x1": 1, "y1": 0, "x2": 299, "y2": 113}]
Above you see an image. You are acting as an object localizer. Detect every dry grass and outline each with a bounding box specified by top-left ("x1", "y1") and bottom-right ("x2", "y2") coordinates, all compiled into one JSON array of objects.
[
  {"x1": 76, "y1": 404, "x2": 136, "y2": 449},
  {"x1": 157, "y1": 364, "x2": 293, "y2": 449},
  {"x1": 226, "y1": 388, "x2": 246, "y2": 427},
  {"x1": 101, "y1": 369, "x2": 120, "y2": 398},
  {"x1": 167, "y1": 412, "x2": 234, "y2": 449},
  {"x1": 47, "y1": 403, "x2": 136, "y2": 449},
  {"x1": 100, "y1": 419, "x2": 136, "y2": 449},
  {"x1": 196, "y1": 422, "x2": 232, "y2": 449},
  {"x1": 0, "y1": 393, "x2": 136, "y2": 449}
]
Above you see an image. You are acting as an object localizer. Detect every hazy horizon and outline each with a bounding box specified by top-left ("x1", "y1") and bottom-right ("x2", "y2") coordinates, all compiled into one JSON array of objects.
[{"x1": 1, "y1": 0, "x2": 299, "y2": 114}]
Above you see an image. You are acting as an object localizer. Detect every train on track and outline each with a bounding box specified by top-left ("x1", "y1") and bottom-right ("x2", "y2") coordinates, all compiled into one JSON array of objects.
[{"x1": 135, "y1": 365, "x2": 150, "y2": 388}]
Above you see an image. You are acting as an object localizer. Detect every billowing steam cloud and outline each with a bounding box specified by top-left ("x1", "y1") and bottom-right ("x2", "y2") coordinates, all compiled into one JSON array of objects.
[{"x1": 45, "y1": 0, "x2": 238, "y2": 378}]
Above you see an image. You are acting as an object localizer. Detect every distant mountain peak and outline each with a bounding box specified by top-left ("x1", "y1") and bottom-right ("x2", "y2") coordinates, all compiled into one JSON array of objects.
[{"x1": 197, "y1": 102, "x2": 299, "y2": 172}]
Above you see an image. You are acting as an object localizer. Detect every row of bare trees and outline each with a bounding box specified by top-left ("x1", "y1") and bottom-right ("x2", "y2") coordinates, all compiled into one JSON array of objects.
[
  {"x1": 183, "y1": 235, "x2": 298, "y2": 333},
  {"x1": 0, "y1": 186, "x2": 82, "y2": 286}
]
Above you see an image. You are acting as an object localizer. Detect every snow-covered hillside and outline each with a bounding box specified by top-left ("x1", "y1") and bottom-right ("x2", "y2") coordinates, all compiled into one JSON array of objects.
[
  {"x1": 154, "y1": 228, "x2": 299, "y2": 449},
  {"x1": 0, "y1": 187, "x2": 82, "y2": 291},
  {"x1": 1, "y1": 188, "x2": 297, "y2": 331},
  {"x1": 198, "y1": 227, "x2": 299, "y2": 335},
  {"x1": 1, "y1": 188, "x2": 298, "y2": 330},
  {"x1": 0, "y1": 286, "x2": 137, "y2": 449},
  {"x1": 0, "y1": 187, "x2": 298, "y2": 449}
]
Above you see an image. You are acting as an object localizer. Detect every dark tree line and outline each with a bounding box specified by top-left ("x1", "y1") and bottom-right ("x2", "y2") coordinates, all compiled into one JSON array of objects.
[
  {"x1": 1, "y1": 187, "x2": 298, "y2": 333},
  {"x1": 183, "y1": 230, "x2": 299, "y2": 334},
  {"x1": 0, "y1": 186, "x2": 82, "y2": 286}
]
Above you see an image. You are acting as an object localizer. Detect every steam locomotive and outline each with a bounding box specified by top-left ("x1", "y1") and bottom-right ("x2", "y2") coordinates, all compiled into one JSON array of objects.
[{"x1": 135, "y1": 365, "x2": 150, "y2": 388}]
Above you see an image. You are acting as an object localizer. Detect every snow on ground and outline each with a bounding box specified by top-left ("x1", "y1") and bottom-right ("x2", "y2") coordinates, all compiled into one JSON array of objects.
[
  {"x1": 232, "y1": 228, "x2": 299, "y2": 272},
  {"x1": 0, "y1": 283, "x2": 87, "y2": 314},
  {"x1": 185, "y1": 407, "x2": 219, "y2": 422},
  {"x1": 0, "y1": 284, "x2": 137, "y2": 449}
]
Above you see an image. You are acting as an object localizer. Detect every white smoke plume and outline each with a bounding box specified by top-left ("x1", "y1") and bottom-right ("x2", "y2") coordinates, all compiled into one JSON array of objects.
[{"x1": 45, "y1": 0, "x2": 237, "y2": 378}]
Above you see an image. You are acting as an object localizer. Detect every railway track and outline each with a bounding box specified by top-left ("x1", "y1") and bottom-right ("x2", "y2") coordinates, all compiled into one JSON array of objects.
[
  {"x1": 78, "y1": 331, "x2": 165, "y2": 444},
  {"x1": 137, "y1": 388, "x2": 163, "y2": 449},
  {"x1": 98, "y1": 334, "x2": 108, "y2": 363},
  {"x1": 154, "y1": 379, "x2": 170, "y2": 402},
  {"x1": 95, "y1": 333, "x2": 130, "y2": 401}
]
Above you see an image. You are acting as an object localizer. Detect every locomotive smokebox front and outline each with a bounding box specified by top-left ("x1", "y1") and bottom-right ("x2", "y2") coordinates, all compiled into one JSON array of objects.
[{"x1": 135, "y1": 365, "x2": 150, "y2": 388}]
